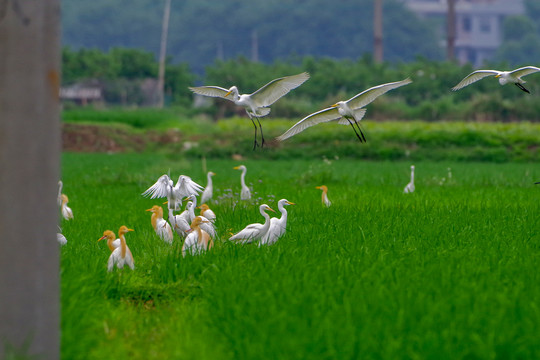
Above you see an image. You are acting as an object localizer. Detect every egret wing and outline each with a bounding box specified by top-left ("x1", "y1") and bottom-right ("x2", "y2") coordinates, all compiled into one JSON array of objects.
[
  {"x1": 276, "y1": 107, "x2": 341, "y2": 141},
  {"x1": 142, "y1": 174, "x2": 172, "y2": 199},
  {"x1": 347, "y1": 78, "x2": 412, "y2": 109},
  {"x1": 175, "y1": 175, "x2": 204, "y2": 198},
  {"x1": 250, "y1": 72, "x2": 310, "y2": 107},
  {"x1": 510, "y1": 66, "x2": 540, "y2": 79},
  {"x1": 451, "y1": 70, "x2": 500, "y2": 91},
  {"x1": 189, "y1": 86, "x2": 235, "y2": 101},
  {"x1": 229, "y1": 223, "x2": 263, "y2": 242}
]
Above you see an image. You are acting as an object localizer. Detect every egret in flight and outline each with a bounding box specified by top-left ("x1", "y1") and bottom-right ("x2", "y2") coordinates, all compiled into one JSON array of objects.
[
  {"x1": 234, "y1": 165, "x2": 251, "y2": 200},
  {"x1": 316, "y1": 185, "x2": 331, "y2": 207},
  {"x1": 277, "y1": 78, "x2": 412, "y2": 143},
  {"x1": 99, "y1": 226, "x2": 135, "y2": 272},
  {"x1": 189, "y1": 72, "x2": 310, "y2": 149},
  {"x1": 182, "y1": 216, "x2": 214, "y2": 257},
  {"x1": 200, "y1": 171, "x2": 216, "y2": 204},
  {"x1": 229, "y1": 204, "x2": 275, "y2": 244},
  {"x1": 452, "y1": 66, "x2": 540, "y2": 93},
  {"x1": 260, "y1": 199, "x2": 295, "y2": 246},
  {"x1": 142, "y1": 174, "x2": 203, "y2": 211},
  {"x1": 146, "y1": 205, "x2": 174, "y2": 244},
  {"x1": 404, "y1": 165, "x2": 415, "y2": 194}
]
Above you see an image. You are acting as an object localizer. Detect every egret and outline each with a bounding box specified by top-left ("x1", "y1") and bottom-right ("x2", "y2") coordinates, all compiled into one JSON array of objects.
[
  {"x1": 57, "y1": 233, "x2": 67, "y2": 246},
  {"x1": 146, "y1": 205, "x2": 174, "y2": 244},
  {"x1": 169, "y1": 202, "x2": 192, "y2": 238},
  {"x1": 189, "y1": 72, "x2": 310, "y2": 149},
  {"x1": 452, "y1": 66, "x2": 540, "y2": 93},
  {"x1": 142, "y1": 174, "x2": 203, "y2": 211},
  {"x1": 260, "y1": 199, "x2": 295, "y2": 246},
  {"x1": 234, "y1": 165, "x2": 251, "y2": 200},
  {"x1": 316, "y1": 185, "x2": 331, "y2": 207},
  {"x1": 198, "y1": 203, "x2": 216, "y2": 223},
  {"x1": 200, "y1": 171, "x2": 216, "y2": 204},
  {"x1": 99, "y1": 226, "x2": 134, "y2": 272},
  {"x1": 98, "y1": 230, "x2": 120, "y2": 252},
  {"x1": 182, "y1": 216, "x2": 214, "y2": 257},
  {"x1": 57, "y1": 180, "x2": 64, "y2": 207},
  {"x1": 185, "y1": 195, "x2": 216, "y2": 237},
  {"x1": 404, "y1": 165, "x2": 415, "y2": 194},
  {"x1": 277, "y1": 78, "x2": 412, "y2": 142},
  {"x1": 229, "y1": 204, "x2": 275, "y2": 244},
  {"x1": 60, "y1": 194, "x2": 74, "y2": 220}
]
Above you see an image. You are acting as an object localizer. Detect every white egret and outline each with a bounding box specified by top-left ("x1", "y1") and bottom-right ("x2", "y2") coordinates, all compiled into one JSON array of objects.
[
  {"x1": 260, "y1": 199, "x2": 295, "y2": 246},
  {"x1": 146, "y1": 205, "x2": 174, "y2": 244},
  {"x1": 182, "y1": 216, "x2": 214, "y2": 257},
  {"x1": 60, "y1": 194, "x2": 74, "y2": 220},
  {"x1": 277, "y1": 78, "x2": 412, "y2": 142},
  {"x1": 229, "y1": 204, "x2": 275, "y2": 244},
  {"x1": 452, "y1": 66, "x2": 540, "y2": 93},
  {"x1": 198, "y1": 203, "x2": 216, "y2": 223},
  {"x1": 404, "y1": 165, "x2": 415, "y2": 194},
  {"x1": 57, "y1": 233, "x2": 67, "y2": 246},
  {"x1": 57, "y1": 180, "x2": 63, "y2": 207},
  {"x1": 185, "y1": 194, "x2": 216, "y2": 237},
  {"x1": 189, "y1": 72, "x2": 310, "y2": 149},
  {"x1": 99, "y1": 226, "x2": 134, "y2": 272},
  {"x1": 234, "y1": 165, "x2": 251, "y2": 200},
  {"x1": 142, "y1": 174, "x2": 203, "y2": 211},
  {"x1": 169, "y1": 203, "x2": 192, "y2": 238},
  {"x1": 200, "y1": 171, "x2": 216, "y2": 204},
  {"x1": 316, "y1": 185, "x2": 331, "y2": 207}
]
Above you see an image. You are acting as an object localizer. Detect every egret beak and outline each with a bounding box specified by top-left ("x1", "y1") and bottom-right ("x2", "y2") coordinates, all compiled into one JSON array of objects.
[
  {"x1": 163, "y1": 201, "x2": 168, "y2": 205},
  {"x1": 146, "y1": 208, "x2": 153, "y2": 212},
  {"x1": 98, "y1": 236, "x2": 106, "y2": 242},
  {"x1": 128, "y1": 228, "x2": 134, "y2": 232},
  {"x1": 495, "y1": 74, "x2": 501, "y2": 78},
  {"x1": 225, "y1": 90, "x2": 232, "y2": 97},
  {"x1": 287, "y1": 201, "x2": 296, "y2": 205},
  {"x1": 233, "y1": 166, "x2": 239, "y2": 170},
  {"x1": 267, "y1": 206, "x2": 276, "y2": 213},
  {"x1": 331, "y1": 103, "x2": 338, "y2": 107}
]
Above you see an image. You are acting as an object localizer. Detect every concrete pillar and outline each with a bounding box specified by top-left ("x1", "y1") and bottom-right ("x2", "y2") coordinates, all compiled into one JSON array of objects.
[{"x1": 0, "y1": 1, "x2": 61, "y2": 359}]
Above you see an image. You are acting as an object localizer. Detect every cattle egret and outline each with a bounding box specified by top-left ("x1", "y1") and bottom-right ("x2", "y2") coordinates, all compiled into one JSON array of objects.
[
  {"x1": 277, "y1": 78, "x2": 412, "y2": 142},
  {"x1": 229, "y1": 204, "x2": 275, "y2": 243},
  {"x1": 142, "y1": 174, "x2": 203, "y2": 211},
  {"x1": 182, "y1": 216, "x2": 213, "y2": 257},
  {"x1": 452, "y1": 66, "x2": 540, "y2": 93},
  {"x1": 316, "y1": 185, "x2": 331, "y2": 207},
  {"x1": 60, "y1": 194, "x2": 74, "y2": 220},
  {"x1": 201, "y1": 171, "x2": 216, "y2": 204},
  {"x1": 169, "y1": 203, "x2": 192, "y2": 238},
  {"x1": 260, "y1": 199, "x2": 295, "y2": 246},
  {"x1": 185, "y1": 195, "x2": 216, "y2": 237},
  {"x1": 146, "y1": 205, "x2": 174, "y2": 244},
  {"x1": 234, "y1": 165, "x2": 251, "y2": 200},
  {"x1": 404, "y1": 165, "x2": 415, "y2": 194},
  {"x1": 99, "y1": 226, "x2": 134, "y2": 272},
  {"x1": 189, "y1": 72, "x2": 310, "y2": 149},
  {"x1": 198, "y1": 203, "x2": 216, "y2": 223}
]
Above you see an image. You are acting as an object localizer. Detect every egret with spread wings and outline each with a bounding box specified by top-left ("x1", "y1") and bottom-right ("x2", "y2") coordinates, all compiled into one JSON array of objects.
[
  {"x1": 142, "y1": 174, "x2": 203, "y2": 211},
  {"x1": 452, "y1": 66, "x2": 540, "y2": 93}
]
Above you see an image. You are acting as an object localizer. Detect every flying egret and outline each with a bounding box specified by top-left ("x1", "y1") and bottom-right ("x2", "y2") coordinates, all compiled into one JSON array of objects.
[
  {"x1": 452, "y1": 66, "x2": 540, "y2": 93},
  {"x1": 182, "y1": 216, "x2": 214, "y2": 257},
  {"x1": 200, "y1": 171, "x2": 216, "y2": 204},
  {"x1": 260, "y1": 199, "x2": 295, "y2": 246},
  {"x1": 99, "y1": 226, "x2": 134, "y2": 272},
  {"x1": 277, "y1": 78, "x2": 412, "y2": 142},
  {"x1": 234, "y1": 165, "x2": 251, "y2": 200},
  {"x1": 60, "y1": 194, "x2": 74, "y2": 220},
  {"x1": 198, "y1": 203, "x2": 216, "y2": 223},
  {"x1": 404, "y1": 165, "x2": 415, "y2": 194},
  {"x1": 146, "y1": 205, "x2": 174, "y2": 244},
  {"x1": 142, "y1": 174, "x2": 203, "y2": 210},
  {"x1": 185, "y1": 195, "x2": 216, "y2": 237},
  {"x1": 189, "y1": 72, "x2": 310, "y2": 149},
  {"x1": 316, "y1": 186, "x2": 331, "y2": 207},
  {"x1": 229, "y1": 204, "x2": 275, "y2": 244}
]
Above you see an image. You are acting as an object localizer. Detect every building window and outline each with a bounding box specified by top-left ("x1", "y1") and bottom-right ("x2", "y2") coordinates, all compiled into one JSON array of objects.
[
  {"x1": 479, "y1": 17, "x2": 491, "y2": 33},
  {"x1": 462, "y1": 16, "x2": 472, "y2": 33}
]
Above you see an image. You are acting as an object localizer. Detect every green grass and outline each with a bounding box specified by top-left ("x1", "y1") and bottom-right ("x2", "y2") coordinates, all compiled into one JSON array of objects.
[{"x1": 60, "y1": 153, "x2": 540, "y2": 359}]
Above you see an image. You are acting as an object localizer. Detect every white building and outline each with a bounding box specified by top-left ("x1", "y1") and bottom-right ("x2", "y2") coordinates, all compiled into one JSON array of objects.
[{"x1": 402, "y1": 0, "x2": 525, "y2": 66}]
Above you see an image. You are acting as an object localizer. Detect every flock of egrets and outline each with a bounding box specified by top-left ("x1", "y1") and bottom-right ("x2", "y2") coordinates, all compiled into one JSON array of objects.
[{"x1": 57, "y1": 64, "x2": 539, "y2": 271}]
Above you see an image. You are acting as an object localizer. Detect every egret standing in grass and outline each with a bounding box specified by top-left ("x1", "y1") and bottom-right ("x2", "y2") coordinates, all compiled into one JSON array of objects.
[
  {"x1": 234, "y1": 165, "x2": 251, "y2": 200},
  {"x1": 146, "y1": 205, "x2": 174, "y2": 244},
  {"x1": 60, "y1": 194, "x2": 74, "y2": 220},
  {"x1": 404, "y1": 165, "x2": 415, "y2": 194},
  {"x1": 185, "y1": 195, "x2": 217, "y2": 237},
  {"x1": 260, "y1": 199, "x2": 295, "y2": 246},
  {"x1": 189, "y1": 72, "x2": 310, "y2": 149},
  {"x1": 142, "y1": 174, "x2": 203, "y2": 211},
  {"x1": 198, "y1": 203, "x2": 216, "y2": 223},
  {"x1": 182, "y1": 216, "x2": 214, "y2": 257},
  {"x1": 229, "y1": 204, "x2": 275, "y2": 244},
  {"x1": 316, "y1": 185, "x2": 331, "y2": 207},
  {"x1": 170, "y1": 202, "x2": 192, "y2": 239},
  {"x1": 277, "y1": 78, "x2": 412, "y2": 143},
  {"x1": 452, "y1": 66, "x2": 540, "y2": 93},
  {"x1": 201, "y1": 171, "x2": 215, "y2": 204},
  {"x1": 99, "y1": 226, "x2": 135, "y2": 272}
]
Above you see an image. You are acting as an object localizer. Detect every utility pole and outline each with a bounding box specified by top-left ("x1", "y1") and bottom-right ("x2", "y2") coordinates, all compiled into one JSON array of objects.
[
  {"x1": 0, "y1": 1, "x2": 61, "y2": 359},
  {"x1": 374, "y1": 0, "x2": 384, "y2": 63},
  {"x1": 447, "y1": 0, "x2": 456, "y2": 61},
  {"x1": 251, "y1": 29, "x2": 259, "y2": 62},
  {"x1": 157, "y1": 0, "x2": 171, "y2": 108}
]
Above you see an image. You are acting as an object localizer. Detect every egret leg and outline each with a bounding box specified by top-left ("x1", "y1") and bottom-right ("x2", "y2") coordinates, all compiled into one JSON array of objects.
[
  {"x1": 249, "y1": 116, "x2": 260, "y2": 150},
  {"x1": 515, "y1": 83, "x2": 530, "y2": 94},
  {"x1": 255, "y1": 116, "x2": 266, "y2": 148},
  {"x1": 346, "y1": 118, "x2": 366, "y2": 143},
  {"x1": 354, "y1": 122, "x2": 367, "y2": 142}
]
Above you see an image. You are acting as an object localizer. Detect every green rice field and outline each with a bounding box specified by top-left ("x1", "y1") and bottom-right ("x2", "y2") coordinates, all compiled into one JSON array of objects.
[{"x1": 60, "y1": 152, "x2": 540, "y2": 359}]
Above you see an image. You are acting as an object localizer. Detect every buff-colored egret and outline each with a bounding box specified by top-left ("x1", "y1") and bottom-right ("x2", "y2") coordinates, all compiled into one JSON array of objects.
[
  {"x1": 404, "y1": 165, "x2": 415, "y2": 194},
  {"x1": 99, "y1": 226, "x2": 134, "y2": 272},
  {"x1": 142, "y1": 174, "x2": 203, "y2": 211},
  {"x1": 146, "y1": 205, "x2": 174, "y2": 244},
  {"x1": 229, "y1": 204, "x2": 275, "y2": 244},
  {"x1": 234, "y1": 165, "x2": 251, "y2": 200},
  {"x1": 452, "y1": 66, "x2": 540, "y2": 93},
  {"x1": 316, "y1": 185, "x2": 331, "y2": 207},
  {"x1": 201, "y1": 171, "x2": 216, "y2": 204},
  {"x1": 182, "y1": 216, "x2": 214, "y2": 257},
  {"x1": 260, "y1": 199, "x2": 295, "y2": 246},
  {"x1": 185, "y1": 195, "x2": 216, "y2": 237},
  {"x1": 198, "y1": 203, "x2": 216, "y2": 223},
  {"x1": 60, "y1": 194, "x2": 74, "y2": 220},
  {"x1": 189, "y1": 72, "x2": 310, "y2": 149},
  {"x1": 277, "y1": 78, "x2": 412, "y2": 142}
]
